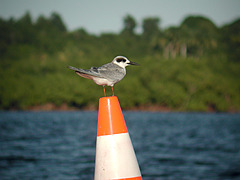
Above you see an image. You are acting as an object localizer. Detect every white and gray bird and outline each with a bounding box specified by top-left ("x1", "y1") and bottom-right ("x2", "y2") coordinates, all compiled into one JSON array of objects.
[{"x1": 68, "y1": 56, "x2": 139, "y2": 96}]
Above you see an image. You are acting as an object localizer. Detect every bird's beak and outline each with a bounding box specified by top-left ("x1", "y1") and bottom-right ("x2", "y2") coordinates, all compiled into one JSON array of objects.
[{"x1": 128, "y1": 61, "x2": 140, "y2": 66}]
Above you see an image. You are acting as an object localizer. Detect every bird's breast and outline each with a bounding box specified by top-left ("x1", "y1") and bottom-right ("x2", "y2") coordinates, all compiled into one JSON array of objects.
[{"x1": 92, "y1": 77, "x2": 114, "y2": 86}]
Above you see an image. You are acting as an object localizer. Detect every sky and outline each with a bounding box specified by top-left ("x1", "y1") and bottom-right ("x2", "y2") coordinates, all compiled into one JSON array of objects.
[{"x1": 0, "y1": 0, "x2": 240, "y2": 34}]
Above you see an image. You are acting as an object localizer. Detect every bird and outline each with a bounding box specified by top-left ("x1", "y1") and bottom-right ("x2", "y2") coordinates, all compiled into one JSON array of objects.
[{"x1": 68, "y1": 56, "x2": 139, "y2": 96}]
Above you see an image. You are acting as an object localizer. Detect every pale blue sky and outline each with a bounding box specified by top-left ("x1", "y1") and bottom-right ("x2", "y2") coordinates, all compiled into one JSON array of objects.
[{"x1": 0, "y1": 0, "x2": 240, "y2": 34}]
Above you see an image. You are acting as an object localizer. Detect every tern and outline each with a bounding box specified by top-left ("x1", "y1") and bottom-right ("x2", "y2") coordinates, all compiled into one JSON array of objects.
[{"x1": 68, "y1": 56, "x2": 139, "y2": 96}]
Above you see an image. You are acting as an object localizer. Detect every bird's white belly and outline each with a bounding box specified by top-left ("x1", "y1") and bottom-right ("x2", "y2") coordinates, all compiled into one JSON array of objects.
[{"x1": 92, "y1": 77, "x2": 114, "y2": 86}]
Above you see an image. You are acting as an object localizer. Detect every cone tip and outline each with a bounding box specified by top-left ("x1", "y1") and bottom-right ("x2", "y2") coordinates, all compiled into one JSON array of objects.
[{"x1": 98, "y1": 95, "x2": 127, "y2": 136}]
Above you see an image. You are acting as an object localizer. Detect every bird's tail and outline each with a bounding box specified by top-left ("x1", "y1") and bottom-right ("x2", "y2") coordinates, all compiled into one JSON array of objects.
[{"x1": 68, "y1": 66, "x2": 95, "y2": 80}]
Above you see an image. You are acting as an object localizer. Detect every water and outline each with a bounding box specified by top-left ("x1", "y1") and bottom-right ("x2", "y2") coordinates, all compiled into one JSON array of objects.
[{"x1": 0, "y1": 111, "x2": 240, "y2": 180}]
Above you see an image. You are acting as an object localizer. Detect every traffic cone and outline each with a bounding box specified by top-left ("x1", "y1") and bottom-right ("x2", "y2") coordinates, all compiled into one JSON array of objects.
[{"x1": 94, "y1": 96, "x2": 142, "y2": 180}]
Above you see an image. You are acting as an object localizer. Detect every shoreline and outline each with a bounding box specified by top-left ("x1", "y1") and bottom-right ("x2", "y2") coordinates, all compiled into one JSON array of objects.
[{"x1": 3, "y1": 103, "x2": 239, "y2": 113}]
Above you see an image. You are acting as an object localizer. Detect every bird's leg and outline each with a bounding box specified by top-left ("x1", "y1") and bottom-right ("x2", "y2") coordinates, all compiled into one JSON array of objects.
[
  {"x1": 111, "y1": 86, "x2": 115, "y2": 96},
  {"x1": 103, "y1": 86, "x2": 106, "y2": 97}
]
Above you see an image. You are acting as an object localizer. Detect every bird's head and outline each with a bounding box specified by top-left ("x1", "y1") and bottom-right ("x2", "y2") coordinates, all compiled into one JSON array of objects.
[{"x1": 112, "y1": 56, "x2": 139, "y2": 68}]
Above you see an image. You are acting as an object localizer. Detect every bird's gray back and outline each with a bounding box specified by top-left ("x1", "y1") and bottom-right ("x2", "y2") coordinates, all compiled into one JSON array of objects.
[{"x1": 93, "y1": 63, "x2": 126, "y2": 82}]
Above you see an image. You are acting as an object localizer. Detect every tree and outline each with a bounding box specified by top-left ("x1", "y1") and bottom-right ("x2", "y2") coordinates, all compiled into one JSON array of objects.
[
  {"x1": 35, "y1": 13, "x2": 67, "y2": 53},
  {"x1": 50, "y1": 12, "x2": 67, "y2": 32},
  {"x1": 221, "y1": 18, "x2": 240, "y2": 61},
  {"x1": 142, "y1": 17, "x2": 160, "y2": 39},
  {"x1": 18, "y1": 12, "x2": 32, "y2": 25},
  {"x1": 180, "y1": 16, "x2": 219, "y2": 57},
  {"x1": 121, "y1": 14, "x2": 137, "y2": 36},
  {"x1": 164, "y1": 27, "x2": 182, "y2": 59},
  {"x1": 0, "y1": 18, "x2": 14, "y2": 55},
  {"x1": 10, "y1": 12, "x2": 35, "y2": 45}
]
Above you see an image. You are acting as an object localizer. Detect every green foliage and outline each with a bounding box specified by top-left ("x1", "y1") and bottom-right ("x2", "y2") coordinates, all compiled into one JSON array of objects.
[
  {"x1": 221, "y1": 18, "x2": 240, "y2": 61},
  {"x1": 180, "y1": 16, "x2": 219, "y2": 54},
  {"x1": 0, "y1": 13, "x2": 239, "y2": 111},
  {"x1": 142, "y1": 17, "x2": 161, "y2": 40},
  {"x1": 121, "y1": 14, "x2": 137, "y2": 36}
]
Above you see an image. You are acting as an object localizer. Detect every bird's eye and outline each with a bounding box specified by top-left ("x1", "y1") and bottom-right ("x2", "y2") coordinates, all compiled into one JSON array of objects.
[{"x1": 116, "y1": 58, "x2": 126, "y2": 63}]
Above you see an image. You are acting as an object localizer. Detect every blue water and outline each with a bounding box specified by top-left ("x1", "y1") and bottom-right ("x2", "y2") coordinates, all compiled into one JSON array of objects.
[{"x1": 0, "y1": 111, "x2": 240, "y2": 180}]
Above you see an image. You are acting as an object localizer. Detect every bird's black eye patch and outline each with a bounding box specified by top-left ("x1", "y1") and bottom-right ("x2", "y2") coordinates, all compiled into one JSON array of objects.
[{"x1": 116, "y1": 58, "x2": 126, "y2": 63}]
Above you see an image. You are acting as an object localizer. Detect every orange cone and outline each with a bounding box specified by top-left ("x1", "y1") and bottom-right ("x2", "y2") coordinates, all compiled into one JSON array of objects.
[{"x1": 94, "y1": 96, "x2": 142, "y2": 180}]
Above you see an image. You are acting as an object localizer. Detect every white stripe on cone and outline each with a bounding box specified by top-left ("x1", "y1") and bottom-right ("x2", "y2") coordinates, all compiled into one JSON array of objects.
[{"x1": 94, "y1": 133, "x2": 141, "y2": 180}]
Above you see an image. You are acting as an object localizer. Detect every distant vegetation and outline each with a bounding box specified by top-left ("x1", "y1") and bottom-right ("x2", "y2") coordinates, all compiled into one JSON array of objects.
[{"x1": 0, "y1": 12, "x2": 240, "y2": 111}]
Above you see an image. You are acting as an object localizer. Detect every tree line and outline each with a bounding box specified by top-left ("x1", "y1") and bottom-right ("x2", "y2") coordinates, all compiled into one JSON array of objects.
[
  {"x1": 1, "y1": 12, "x2": 239, "y2": 60},
  {"x1": 0, "y1": 12, "x2": 239, "y2": 111}
]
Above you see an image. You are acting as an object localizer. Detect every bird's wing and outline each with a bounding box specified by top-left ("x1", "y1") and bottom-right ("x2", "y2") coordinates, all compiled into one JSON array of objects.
[
  {"x1": 68, "y1": 66, "x2": 103, "y2": 79},
  {"x1": 97, "y1": 63, "x2": 125, "y2": 81}
]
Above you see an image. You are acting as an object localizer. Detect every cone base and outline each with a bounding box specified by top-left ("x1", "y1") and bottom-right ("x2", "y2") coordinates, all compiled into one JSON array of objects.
[{"x1": 95, "y1": 133, "x2": 141, "y2": 180}]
